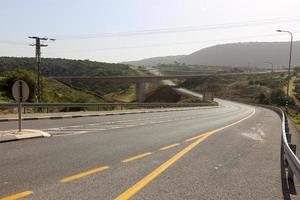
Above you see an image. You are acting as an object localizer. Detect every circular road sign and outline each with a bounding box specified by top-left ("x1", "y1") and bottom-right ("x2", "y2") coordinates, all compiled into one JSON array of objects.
[{"x1": 12, "y1": 80, "x2": 30, "y2": 102}]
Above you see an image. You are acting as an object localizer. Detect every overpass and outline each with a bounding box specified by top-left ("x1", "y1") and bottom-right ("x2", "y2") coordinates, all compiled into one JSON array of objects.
[
  {"x1": 49, "y1": 70, "x2": 284, "y2": 82},
  {"x1": 49, "y1": 70, "x2": 285, "y2": 102}
]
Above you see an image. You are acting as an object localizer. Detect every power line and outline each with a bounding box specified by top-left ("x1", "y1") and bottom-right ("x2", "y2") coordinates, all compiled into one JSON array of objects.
[
  {"x1": 0, "y1": 40, "x2": 28, "y2": 45},
  {"x1": 2, "y1": 16, "x2": 299, "y2": 46},
  {"x1": 47, "y1": 32, "x2": 300, "y2": 54},
  {"x1": 51, "y1": 16, "x2": 300, "y2": 40}
]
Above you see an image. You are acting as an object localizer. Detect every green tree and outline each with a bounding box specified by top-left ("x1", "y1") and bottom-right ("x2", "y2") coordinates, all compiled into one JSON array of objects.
[{"x1": 1, "y1": 70, "x2": 36, "y2": 102}]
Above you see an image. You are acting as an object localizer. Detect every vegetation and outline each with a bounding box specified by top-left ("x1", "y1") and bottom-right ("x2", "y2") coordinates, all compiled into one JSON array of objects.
[
  {"x1": 154, "y1": 62, "x2": 241, "y2": 76},
  {"x1": 0, "y1": 70, "x2": 36, "y2": 102},
  {"x1": 103, "y1": 86, "x2": 135, "y2": 103},
  {"x1": 180, "y1": 73, "x2": 291, "y2": 106},
  {"x1": 0, "y1": 57, "x2": 138, "y2": 95},
  {"x1": 288, "y1": 72, "x2": 300, "y2": 129},
  {"x1": 0, "y1": 70, "x2": 103, "y2": 103}
]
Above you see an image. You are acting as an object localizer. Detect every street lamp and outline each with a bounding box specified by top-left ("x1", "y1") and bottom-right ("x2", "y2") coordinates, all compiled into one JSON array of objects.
[{"x1": 277, "y1": 30, "x2": 293, "y2": 105}]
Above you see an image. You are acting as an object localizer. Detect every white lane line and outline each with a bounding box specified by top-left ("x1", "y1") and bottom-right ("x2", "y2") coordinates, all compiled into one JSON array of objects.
[
  {"x1": 45, "y1": 113, "x2": 206, "y2": 131},
  {"x1": 124, "y1": 125, "x2": 136, "y2": 127},
  {"x1": 50, "y1": 111, "x2": 230, "y2": 137},
  {"x1": 54, "y1": 131, "x2": 90, "y2": 137},
  {"x1": 49, "y1": 115, "x2": 206, "y2": 134},
  {"x1": 110, "y1": 126, "x2": 122, "y2": 129},
  {"x1": 51, "y1": 129, "x2": 107, "y2": 131}
]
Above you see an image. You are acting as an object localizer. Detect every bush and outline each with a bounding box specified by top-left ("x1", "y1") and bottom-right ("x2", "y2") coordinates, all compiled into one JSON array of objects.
[
  {"x1": 294, "y1": 66, "x2": 300, "y2": 74},
  {"x1": 256, "y1": 93, "x2": 269, "y2": 104},
  {"x1": 248, "y1": 80, "x2": 254, "y2": 85},
  {"x1": 270, "y1": 89, "x2": 286, "y2": 106},
  {"x1": 1, "y1": 70, "x2": 36, "y2": 102}
]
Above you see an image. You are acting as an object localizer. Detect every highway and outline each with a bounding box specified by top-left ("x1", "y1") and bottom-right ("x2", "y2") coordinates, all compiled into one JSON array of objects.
[{"x1": 0, "y1": 99, "x2": 299, "y2": 199}]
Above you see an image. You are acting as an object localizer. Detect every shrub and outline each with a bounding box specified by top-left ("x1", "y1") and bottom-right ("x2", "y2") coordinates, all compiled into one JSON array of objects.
[
  {"x1": 256, "y1": 93, "x2": 270, "y2": 104},
  {"x1": 270, "y1": 89, "x2": 286, "y2": 106},
  {"x1": 1, "y1": 70, "x2": 36, "y2": 102}
]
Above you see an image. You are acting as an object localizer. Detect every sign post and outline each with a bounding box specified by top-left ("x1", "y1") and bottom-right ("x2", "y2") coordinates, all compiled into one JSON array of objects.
[{"x1": 12, "y1": 80, "x2": 29, "y2": 132}]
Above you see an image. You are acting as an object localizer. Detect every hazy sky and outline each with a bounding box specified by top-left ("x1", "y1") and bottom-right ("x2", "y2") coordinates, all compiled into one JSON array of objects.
[{"x1": 1, "y1": 0, "x2": 300, "y2": 63}]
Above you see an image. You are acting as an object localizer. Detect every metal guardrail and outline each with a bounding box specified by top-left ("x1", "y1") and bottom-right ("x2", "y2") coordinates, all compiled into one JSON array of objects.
[
  {"x1": 280, "y1": 109, "x2": 300, "y2": 182},
  {"x1": 253, "y1": 104, "x2": 300, "y2": 184},
  {"x1": 0, "y1": 102, "x2": 213, "y2": 109}
]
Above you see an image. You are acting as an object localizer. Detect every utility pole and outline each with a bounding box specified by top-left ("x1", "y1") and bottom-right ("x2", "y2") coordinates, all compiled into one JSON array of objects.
[{"x1": 29, "y1": 36, "x2": 55, "y2": 103}]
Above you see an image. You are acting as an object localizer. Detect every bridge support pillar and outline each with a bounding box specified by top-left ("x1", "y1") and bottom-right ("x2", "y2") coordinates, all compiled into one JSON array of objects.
[{"x1": 136, "y1": 82, "x2": 146, "y2": 102}]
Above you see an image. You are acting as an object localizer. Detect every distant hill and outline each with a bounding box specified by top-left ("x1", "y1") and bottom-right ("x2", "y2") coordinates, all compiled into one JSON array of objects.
[
  {"x1": 123, "y1": 55, "x2": 185, "y2": 67},
  {"x1": 124, "y1": 42, "x2": 300, "y2": 68}
]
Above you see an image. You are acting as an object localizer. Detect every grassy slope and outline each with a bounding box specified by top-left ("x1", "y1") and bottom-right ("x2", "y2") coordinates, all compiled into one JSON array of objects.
[
  {"x1": 0, "y1": 77, "x2": 103, "y2": 103},
  {"x1": 103, "y1": 86, "x2": 135, "y2": 103},
  {"x1": 45, "y1": 79, "x2": 104, "y2": 103},
  {"x1": 287, "y1": 76, "x2": 300, "y2": 130},
  {"x1": 0, "y1": 57, "x2": 138, "y2": 96}
]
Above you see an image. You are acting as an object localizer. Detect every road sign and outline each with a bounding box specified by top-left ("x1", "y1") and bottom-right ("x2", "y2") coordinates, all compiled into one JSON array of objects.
[
  {"x1": 12, "y1": 80, "x2": 29, "y2": 102},
  {"x1": 12, "y1": 80, "x2": 29, "y2": 132}
]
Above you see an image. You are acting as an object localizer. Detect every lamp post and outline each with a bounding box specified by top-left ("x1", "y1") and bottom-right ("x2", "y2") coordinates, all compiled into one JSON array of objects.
[{"x1": 277, "y1": 30, "x2": 293, "y2": 106}]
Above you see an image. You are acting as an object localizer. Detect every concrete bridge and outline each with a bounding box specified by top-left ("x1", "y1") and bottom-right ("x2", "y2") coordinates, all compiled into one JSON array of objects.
[{"x1": 49, "y1": 70, "x2": 284, "y2": 102}]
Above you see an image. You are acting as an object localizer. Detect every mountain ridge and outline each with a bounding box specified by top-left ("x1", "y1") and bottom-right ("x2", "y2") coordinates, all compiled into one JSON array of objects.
[{"x1": 124, "y1": 41, "x2": 300, "y2": 68}]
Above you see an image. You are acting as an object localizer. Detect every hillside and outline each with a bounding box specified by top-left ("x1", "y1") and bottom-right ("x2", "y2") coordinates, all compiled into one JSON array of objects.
[
  {"x1": 0, "y1": 57, "x2": 138, "y2": 96},
  {"x1": 125, "y1": 41, "x2": 300, "y2": 68},
  {"x1": 180, "y1": 73, "x2": 288, "y2": 105},
  {"x1": 0, "y1": 71, "x2": 103, "y2": 103},
  {"x1": 0, "y1": 57, "x2": 135, "y2": 76}
]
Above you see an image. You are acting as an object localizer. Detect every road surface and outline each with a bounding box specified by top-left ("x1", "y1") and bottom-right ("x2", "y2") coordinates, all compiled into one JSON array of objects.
[{"x1": 0, "y1": 99, "x2": 299, "y2": 199}]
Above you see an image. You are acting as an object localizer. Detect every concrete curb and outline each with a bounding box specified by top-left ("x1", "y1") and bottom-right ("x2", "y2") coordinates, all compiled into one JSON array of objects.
[
  {"x1": 0, "y1": 130, "x2": 50, "y2": 143},
  {"x1": 0, "y1": 106, "x2": 219, "y2": 122}
]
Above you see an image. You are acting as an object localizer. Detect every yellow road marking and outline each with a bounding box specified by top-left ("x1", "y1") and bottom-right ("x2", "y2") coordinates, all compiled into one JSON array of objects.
[
  {"x1": 115, "y1": 109, "x2": 255, "y2": 200},
  {"x1": 0, "y1": 191, "x2": 33, "y2": 200},
  {"x1": 184, "y1": 134, "x2": 206, "y2": 142},
  {"x1": 60, "y1": 166, "x2": 109, "y2": 183},
  {"x1": 122, "y1": 152, "x2": 153, "y2": 163},
  {"x1": 159, "y1": 143, "x2": 180, "y2": 151}
]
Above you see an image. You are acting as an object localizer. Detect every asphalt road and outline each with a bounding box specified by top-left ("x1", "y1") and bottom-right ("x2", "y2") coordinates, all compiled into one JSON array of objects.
[{"x1": 0, "y1": 99, "x2": 299, "y2": 199}]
